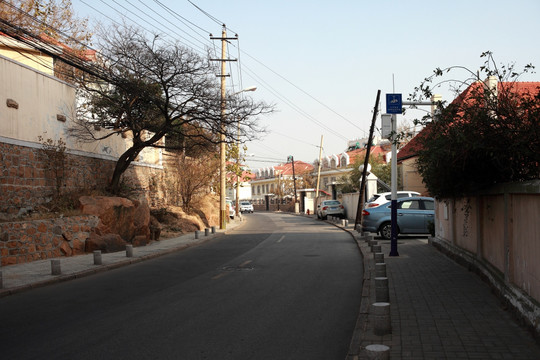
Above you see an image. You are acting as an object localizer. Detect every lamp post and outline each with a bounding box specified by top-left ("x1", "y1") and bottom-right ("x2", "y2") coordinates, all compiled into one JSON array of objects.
[{"x1": 234, "y1": 86, "x2": 257, "y2": 217}]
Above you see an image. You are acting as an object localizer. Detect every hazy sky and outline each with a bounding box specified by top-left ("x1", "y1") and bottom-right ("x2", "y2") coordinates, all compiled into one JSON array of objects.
[{"x1": 72, "y1": 0, "x2": 540, "y2": 169}]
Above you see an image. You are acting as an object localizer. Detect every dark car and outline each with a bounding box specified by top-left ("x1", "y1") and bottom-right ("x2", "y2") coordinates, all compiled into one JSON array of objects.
[{"x1": 362, "y1": 196, "x2": 435, "y2": 239}]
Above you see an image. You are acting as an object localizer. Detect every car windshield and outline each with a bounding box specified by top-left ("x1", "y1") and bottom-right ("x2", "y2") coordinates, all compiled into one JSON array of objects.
[{"x1": 241, "y1": 202, "x2": 250, "y2": 205}]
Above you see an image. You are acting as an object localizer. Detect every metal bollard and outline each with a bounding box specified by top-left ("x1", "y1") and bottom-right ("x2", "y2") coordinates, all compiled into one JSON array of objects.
[
  {"x1": 372, "y1": 244, "x2": 382, "y2": 253},
  {"x1": 51, "y1": 259, "x2": 61, "y2": 275},
  {"x1": 93, "y1": 250, "x2": 102, "y2": 265},
  {"x1": 205, "y1": 228, "x2": 210, "y2": 236},
  {"x1": 375, "y1": 277, "x2": 389, "y2": 302},
  {"x1": 195, "y1": 230, "x2": 200, "y2": 239},
  {"x1": 365, "y1": 344, "x2": 390, "y2": 360},
  {"x1": 211, "y1": 226, "x2": 216, "y2": 234},
  {"x1": 126, "y1": 244, "x2": 133, "y2": 258},
  {"x1": 374, "y1": 252, "x2": 384, "y2": 263},
  {"x1": 375, "y1": 263, "x2": 387, "y2": 278},
  {"x1": 372, "y1": 302, "x2": 391, "y2": 335}
]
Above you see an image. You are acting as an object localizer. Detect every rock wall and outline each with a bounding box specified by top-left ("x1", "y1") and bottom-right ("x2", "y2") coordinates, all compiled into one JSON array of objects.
[{"x1": 0, "y1": 215, "x2": 99, "y2": 266}]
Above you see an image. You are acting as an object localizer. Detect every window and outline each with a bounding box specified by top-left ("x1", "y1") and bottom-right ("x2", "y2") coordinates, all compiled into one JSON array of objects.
[
  {"x1": 257, "y1": 186, "x2": 261, "y2": 195},
  {"x1": 423, "y1": 200, "x2": 434, "y2": 210},
  {"x1": 398, "y1": 200, "x2": 420, "y2": 209}
]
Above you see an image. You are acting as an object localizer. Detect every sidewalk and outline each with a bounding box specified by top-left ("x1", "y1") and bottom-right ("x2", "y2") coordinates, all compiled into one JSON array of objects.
[
  {"x1": 346, "y1": 230, "x2": 540, "y2": 359},
  {"x1": 0, "y1": 218, "x2": 245, "y2": 298}
]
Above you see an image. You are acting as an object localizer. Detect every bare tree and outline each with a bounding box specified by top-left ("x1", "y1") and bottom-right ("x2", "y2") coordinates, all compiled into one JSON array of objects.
[
  {"x1": 0, "y1": 0, "x2": 92, "y2": 45},
  {"x1": 70, "y1": 24, "x2": 273, "y2": 193}
]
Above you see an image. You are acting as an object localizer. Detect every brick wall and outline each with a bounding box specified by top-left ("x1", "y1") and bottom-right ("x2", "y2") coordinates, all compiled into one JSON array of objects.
[{"x1": 0, "y1": 215, "x2": 99, "y2": 266}]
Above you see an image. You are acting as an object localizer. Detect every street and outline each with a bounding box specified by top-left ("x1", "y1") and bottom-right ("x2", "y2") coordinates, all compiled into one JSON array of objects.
[{"x1": 0, "y1": 213, "x2": 363, "y2": 360}]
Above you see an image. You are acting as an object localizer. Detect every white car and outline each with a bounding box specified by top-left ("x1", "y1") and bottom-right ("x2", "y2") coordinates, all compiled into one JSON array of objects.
[
  {"x1": 226, "y1": 199, "x2": 235, "y2": 219},
  {"x1": 317, "y1": 200, "x2": 345, "y2": 220},
  {"x1": 239, "y1": 201, "x2": 254, "y2": 213},
  {"x1": 365, "y1": 191, "x2": 420, "y2": 209}
]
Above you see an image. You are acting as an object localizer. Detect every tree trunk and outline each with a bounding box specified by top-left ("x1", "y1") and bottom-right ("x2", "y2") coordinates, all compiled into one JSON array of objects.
[{"x1": 110, "y1": 145, "x2": 144, "y2": 194}]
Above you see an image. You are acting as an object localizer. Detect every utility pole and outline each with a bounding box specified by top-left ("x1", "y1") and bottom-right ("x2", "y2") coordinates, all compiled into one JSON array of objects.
[
  {"x1": 315, "y1": 135, "x2": 323, "y2": 206},
  {"x1": 210, "y1": 25, "x2": 237, "y2": 229},
  {"x1": 288, "y1": 155, "x2": 298, "y2": 212},
  {"x1": 355, "y1": 90, "x2": 381, "y2": 231}
]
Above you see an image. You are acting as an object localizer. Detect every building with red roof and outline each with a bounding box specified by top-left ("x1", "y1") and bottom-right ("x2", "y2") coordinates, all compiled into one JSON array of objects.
[{"x1": 397, "y1": 76, "x2": 540, "y2": 196}]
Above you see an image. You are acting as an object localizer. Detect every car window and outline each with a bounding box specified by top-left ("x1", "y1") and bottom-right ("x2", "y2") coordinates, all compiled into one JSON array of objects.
[
  {"x1": 385, "y1": 195, "x2": 392, "y2": 200},
  {"x1": 398, "y1": 200, "x2": 421, "y2": 209},
  {"x1": 367, "y1": 195, "x2": 380, "y2": 202},
  {"x1": 325, "y1": 200, "x2": 340, "y2": 205},
  {"x1": 397, "y1": 193, "x2": 410, "y2": 198},
  {"x1": 423, "y1": 200, "x2": 434, "y2": 210}
]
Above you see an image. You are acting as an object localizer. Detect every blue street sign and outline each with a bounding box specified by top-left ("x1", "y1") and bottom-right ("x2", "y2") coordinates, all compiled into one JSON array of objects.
[{"x1": 386, "y1": 93, "x2": 402, "y2": 114}]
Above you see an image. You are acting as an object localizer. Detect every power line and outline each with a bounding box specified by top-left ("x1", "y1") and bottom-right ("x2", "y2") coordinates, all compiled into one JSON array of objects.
[{"x1": 152, "y1": 0, "x2": 212, "y2": 36}]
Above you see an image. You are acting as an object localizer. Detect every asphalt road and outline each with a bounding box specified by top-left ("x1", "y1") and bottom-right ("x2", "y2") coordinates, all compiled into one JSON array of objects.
[{"x1": 0, "y1": 212, "x2": 363, "y2": 360}]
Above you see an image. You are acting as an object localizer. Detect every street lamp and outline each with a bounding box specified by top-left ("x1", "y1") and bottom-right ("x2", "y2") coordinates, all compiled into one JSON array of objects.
[
  {"x1": 234, "y1": 86, "x2": 257, "y2": 217},
  {"x1": 220, "y1": 86, "x2": 257, "y2": 229}
]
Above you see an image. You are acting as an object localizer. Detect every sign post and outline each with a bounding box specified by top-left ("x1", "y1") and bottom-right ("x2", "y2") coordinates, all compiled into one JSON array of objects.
[{"x1": 385, "y1": 93, "x2": 402, "y2": 257}]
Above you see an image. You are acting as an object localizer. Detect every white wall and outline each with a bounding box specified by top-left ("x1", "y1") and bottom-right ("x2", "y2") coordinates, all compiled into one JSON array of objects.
[{"x1": 0, "y1": 55, "x2": 161, "y2": 168}]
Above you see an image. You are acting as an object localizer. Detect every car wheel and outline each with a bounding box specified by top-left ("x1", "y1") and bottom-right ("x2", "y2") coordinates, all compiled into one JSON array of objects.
[
  {"x1": 379, "y1": 222, "x2": 394, "y2": 240},
  {"x1": 321, "y1": 214, "x2": 327, "y2": 220}
]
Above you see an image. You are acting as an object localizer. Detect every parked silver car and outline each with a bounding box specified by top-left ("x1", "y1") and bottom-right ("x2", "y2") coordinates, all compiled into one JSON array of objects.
[
  {"x1": 317, "y1": 200, "x2": 345, "y2": 220},
  {"x1": 362, "y1": 196, "x2": 435, "y2": 239}
]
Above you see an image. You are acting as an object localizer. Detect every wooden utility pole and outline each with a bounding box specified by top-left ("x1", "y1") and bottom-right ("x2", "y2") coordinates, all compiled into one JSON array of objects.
[
  {"x1": 354, "y1": 90, "x2": 381, "y2": 231},
  {"x1": 210, "y1": 26, "x2": 237, "y2": 229}
]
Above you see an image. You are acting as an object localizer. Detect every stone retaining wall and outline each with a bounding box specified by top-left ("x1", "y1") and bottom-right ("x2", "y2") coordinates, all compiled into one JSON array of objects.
[{"x1": 0, "y1": 215, "x2": 99, "y2": 266}]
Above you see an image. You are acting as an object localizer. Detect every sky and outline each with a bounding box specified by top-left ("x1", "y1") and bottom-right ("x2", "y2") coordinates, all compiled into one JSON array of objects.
[{"x1": 71, "y1": 0, "x2": 540, "y2": 170}]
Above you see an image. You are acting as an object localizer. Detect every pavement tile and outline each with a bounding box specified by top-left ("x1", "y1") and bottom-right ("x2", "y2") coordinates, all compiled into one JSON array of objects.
[{"x1": 347, "y1": 231, "x2": 540, "y2": 359}]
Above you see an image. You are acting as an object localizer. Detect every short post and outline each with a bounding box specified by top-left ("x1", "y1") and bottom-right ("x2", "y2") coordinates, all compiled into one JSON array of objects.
[
  {"x1": 375, "y1": 277, "x2": 389, "y2": 302},
  {"x1": 195, "y1": 230, "x2": 200, "y2": 239},
  {"x1": 93, "y1": 250, "x2": 102, "y2": 265},
  {"x1": 365, "y1": 234, "x2": 374, "y2": 243},
  {"x1": 365, "y1": 344, "x2": 390, "y2": 360},
  {"x1": 345, "y1": 219, "x2": 349, "y2": 226},
  {"x1": 372, "y1": 302, "x2": 391, "y2": 335},
  {"x1": 374, "y1": 252, "x2": 384, "y2": 263},
  {"x1": 51, "y1": 259, "x2": 61, "y2": 275},
  {"x1": 126, "y1": 244, "x2": 133, "y2": 258},
  {"x1": 341, "y1": 219, "x2": 346, "y2": 227},
  {"x1": 369, "y1": 240, "x2": 378, "y2": 251},
  {"x1": 375, "y1": 262, "x2": 386, "y2": 277},
  {"x1": 205, "y1": 228, "x2": 210, "y2": 236},
  {"x1": 372, "y1": 244, "x2": 382, "y2": 253},
  {"x1": 211, "y1": 226, "x2": 216, "y2": 234}
]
